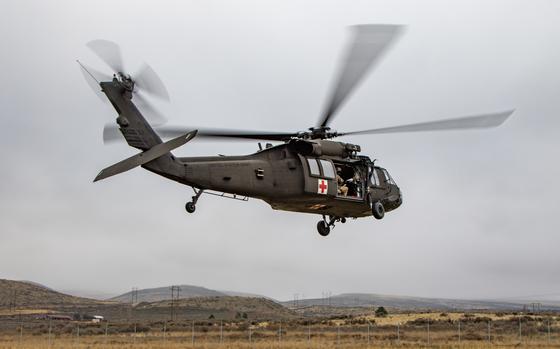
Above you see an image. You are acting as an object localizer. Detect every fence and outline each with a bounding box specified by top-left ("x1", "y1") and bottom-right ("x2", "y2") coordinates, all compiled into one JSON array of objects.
[{"x1": 0, "y1": 316, "x2": 557, "y2": 348}]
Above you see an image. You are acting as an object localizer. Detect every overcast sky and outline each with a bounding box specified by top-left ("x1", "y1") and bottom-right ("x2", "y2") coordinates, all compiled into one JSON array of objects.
[{"x1": 1, "y1": 0, "x2": 559, "y2": 302}]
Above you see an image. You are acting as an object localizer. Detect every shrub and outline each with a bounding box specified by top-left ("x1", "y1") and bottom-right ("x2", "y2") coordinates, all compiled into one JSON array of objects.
[{"x1": 375, "y1": 307, "x2": 388, "y2": 317}]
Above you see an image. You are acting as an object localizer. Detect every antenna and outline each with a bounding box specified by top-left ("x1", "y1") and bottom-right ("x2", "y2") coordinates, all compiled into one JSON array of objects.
[{"x1": 76, "y1": 60, "x2": 100, "y2": 84}]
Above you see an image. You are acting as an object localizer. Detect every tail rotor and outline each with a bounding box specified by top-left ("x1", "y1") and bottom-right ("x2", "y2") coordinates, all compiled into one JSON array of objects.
[{"x1": 78, "y1": 39, "x2": 170, "y2": 126}]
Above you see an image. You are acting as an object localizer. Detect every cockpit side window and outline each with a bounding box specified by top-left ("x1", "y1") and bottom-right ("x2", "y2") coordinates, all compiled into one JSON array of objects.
[{"x1": 370, "y1": 166, "x2": 380, "y2": 186}]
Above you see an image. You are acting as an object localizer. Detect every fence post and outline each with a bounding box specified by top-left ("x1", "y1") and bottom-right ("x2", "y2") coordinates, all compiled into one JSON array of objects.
[
  {"x1": 427, "y1": 319, "x2": 430, "y2": 346},
  {"x1": 397, "y1": 323, "x2": 400, "y2": 345},
  {"x1": 518, "y1": 316, "x2": 522, "y2": 342},
  {"x1": 308, "y1": 321, "x2": 311, "y2": 344},
  {"x1": 337, "y1": 324, "x2": 340, "y2": 346},
  {"x1": 487, "y1": 321, "x2": 491, "y2": 343},
  {"x1": 19, "y1": 318, "x2": 23, "y2": 345},
  {"x1": 249, "y1": 324, "x2": 252, "y2": 344},
  {"x1": 278, "y1": 321, "x2": 282, "y2": 343},
  {"x1": 458, "y1": 319, "x2": 461, "y2": 345},
  {"x1": 220, "y1": 320, "x2": 223, "y2": 344},
  {"x1": 48, "y1": 318, "x2": 52, "y2": 347},
  {"x1": 105, "y1": 321, "x2": 108, "y2": 344},
  {"x1": 367, "y1": 322, "x2": 370, "y2": 347},
  {"x1": 76, "y1": 323, "x2": 80, "y2": 347},
  {"x1": 191, "y1": 320, "x2": 195, "y2": 346},
  {"x1": 163, "y1": 321, "x2": 167, "y2": 343},
  {"x1": 133, "y1": 322, "x2": 137, "y2": 344},
  {"x1": 548, "y1": 319, "x2": 551, "y2": 343}
]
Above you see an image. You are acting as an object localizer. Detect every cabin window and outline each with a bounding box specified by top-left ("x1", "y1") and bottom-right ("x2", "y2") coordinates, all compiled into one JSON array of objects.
[
  {"x1": 319, "y1": 160, "x2": 335, "y2": 179},
  {"x1": 307, "y1": 158, "x2": 320, "y2": 176}
]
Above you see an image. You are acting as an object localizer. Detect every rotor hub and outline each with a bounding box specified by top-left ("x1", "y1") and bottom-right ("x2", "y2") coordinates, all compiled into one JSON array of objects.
[
  {"x1": 305, "y1": 126, "x2": 339, "y2": 140},
  {"x1": 116, "y1": 72, "x2": 135, "y2": 92}
]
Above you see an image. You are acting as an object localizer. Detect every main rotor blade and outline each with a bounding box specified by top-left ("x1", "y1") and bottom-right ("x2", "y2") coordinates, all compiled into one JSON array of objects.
[
  {"x1": 86, "y1": 39, "x2": 124, "y2": 73},
  {"x1": 318, "y1": 24, "x2": 404, "y2": 128},
  {"x1": 132, "y1": 91, "x2": 168, "y2": 126},
  {"x1": 77, "y1": 61, "x2": 112, "y2": 102},
  {"x1": 134, "y1": 63, "x2": 170, "y2": 101},
  {"x1": 338, "y1": 110, "x2": 514, "y2": 137},
  {"x1": 103, "y1": 124, "x2": 296, "y2": 143}
]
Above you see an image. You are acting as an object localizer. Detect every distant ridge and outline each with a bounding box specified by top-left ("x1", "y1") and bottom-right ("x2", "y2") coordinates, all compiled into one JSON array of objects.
[
  {"x1": 0, "y1": 279, "x2": 110, "y2": 309},
  {"x1": 110, "y1": 285, "x2": 267, "y2": 303},
  {"x1": 283, "y1": 293, "x2": 560, "y2": 311}
]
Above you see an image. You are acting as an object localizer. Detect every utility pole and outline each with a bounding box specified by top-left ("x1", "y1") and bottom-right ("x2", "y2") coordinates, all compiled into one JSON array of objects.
[
  {"x1": 170, "y1": 285, "x2": 181, "y2": 321},
  {"x1": 10, "y1": 290, "x2": 17, "y2": 312},
  {"x1": 131, "y1": 287, "x2": 138, "y2": 304}
]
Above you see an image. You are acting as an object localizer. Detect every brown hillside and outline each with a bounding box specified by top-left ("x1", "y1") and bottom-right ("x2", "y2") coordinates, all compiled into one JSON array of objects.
[
  {"x1": 136, "y1": 296, "x2": 297, "y2": 320},
  {"x1": 0, "y1": 279, "x2": 111, "y2": 309}
]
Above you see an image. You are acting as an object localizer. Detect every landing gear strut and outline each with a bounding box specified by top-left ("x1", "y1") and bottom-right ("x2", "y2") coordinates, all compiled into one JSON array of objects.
[
  {"x1": 316, "y1": 215, "x2": 345, "y2": 236},
  {"x1": 185, "y1": 188, "x2": 203, "y2": 214}
]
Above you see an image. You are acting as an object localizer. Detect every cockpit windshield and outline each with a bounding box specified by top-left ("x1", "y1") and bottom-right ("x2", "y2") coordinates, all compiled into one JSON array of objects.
[{"x1": 382, "y1": 168, "x2": 396, "y2": 185}]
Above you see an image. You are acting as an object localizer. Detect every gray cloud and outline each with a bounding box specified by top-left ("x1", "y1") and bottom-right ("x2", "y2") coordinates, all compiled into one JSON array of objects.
[{"x1": 0, "y1": 0, "x2": 559, "y2": 301}]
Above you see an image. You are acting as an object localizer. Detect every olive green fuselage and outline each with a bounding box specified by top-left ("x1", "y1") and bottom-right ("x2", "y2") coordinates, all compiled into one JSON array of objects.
[{"x1": 101, "y1": 79, "x2": 402, "y2": 219}]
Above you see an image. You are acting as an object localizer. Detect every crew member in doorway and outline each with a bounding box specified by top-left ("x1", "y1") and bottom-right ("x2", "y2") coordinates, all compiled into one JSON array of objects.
[{"x1": 336, "y1": 167, "x2": 348, "y2": 196}]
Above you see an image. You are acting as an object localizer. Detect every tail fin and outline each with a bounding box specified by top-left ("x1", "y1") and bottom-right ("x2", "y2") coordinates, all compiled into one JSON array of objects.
[{"x1": 94, "y1": 130, "x2": 197, "y2": 182}]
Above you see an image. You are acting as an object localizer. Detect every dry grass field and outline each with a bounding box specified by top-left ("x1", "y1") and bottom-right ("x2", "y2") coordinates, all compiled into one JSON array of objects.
[
  {"x1": 0, "y1": 332, "x2": 558, "y2": 348},
  {"x1": 0, "y1": 312, "x2": 558, "y2": 348}
]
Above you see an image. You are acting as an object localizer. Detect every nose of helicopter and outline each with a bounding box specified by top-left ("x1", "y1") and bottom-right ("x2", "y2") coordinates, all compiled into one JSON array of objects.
[{"x1": 396, "y1": 188, "x2": 403, "y2": 208}]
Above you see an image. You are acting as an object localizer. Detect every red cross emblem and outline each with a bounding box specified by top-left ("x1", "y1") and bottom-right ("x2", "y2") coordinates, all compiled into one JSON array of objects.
[{"x1": 317, "y1": 179, "x2": 328, "y2": 194}]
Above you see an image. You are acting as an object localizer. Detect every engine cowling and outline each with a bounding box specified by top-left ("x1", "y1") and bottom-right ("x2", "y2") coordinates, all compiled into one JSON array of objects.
[{"x1": 290, "y1": 139, "x2": 360, "y2": 158}]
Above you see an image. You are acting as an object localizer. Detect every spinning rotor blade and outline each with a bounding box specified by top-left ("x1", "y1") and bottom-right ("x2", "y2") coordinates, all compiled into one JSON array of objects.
[
  {"x1": 133, "y1": 91, "x2": 168, "y2": 126},
  {"x1": 318, "y1": 24, "x2": 404, "y2": 128},
  {"x1": 77, "y1": 61, "x2": 112, "y2": 102},
  {"x1": 103, "y1": 124, "x2": 296, "y2": 143},
  {"x1": 338, "y1": 110, "x2": 514, "y2": 137},
  {"x1": 134, "y1": 63, "x2": 170, "y2": 101},
  {"x1": 86, "y1": 39, "x2": 124, "y2": 73}
]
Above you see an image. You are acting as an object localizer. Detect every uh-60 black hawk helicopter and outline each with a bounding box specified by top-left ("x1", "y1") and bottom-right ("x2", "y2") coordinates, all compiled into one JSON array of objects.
[{"x1": 79, "y1": 25, "x2": 513, "y2": 236}]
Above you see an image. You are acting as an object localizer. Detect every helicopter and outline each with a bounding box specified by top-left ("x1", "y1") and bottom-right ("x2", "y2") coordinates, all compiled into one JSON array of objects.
[{"x1": 79, "y1": 25, "x2": 513, "y2": 236}]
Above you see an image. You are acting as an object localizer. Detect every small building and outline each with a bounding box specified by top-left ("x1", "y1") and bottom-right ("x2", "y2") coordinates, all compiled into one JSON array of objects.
[{"x1": 91, "y1": 315, "x2": 104, "y2": 323}]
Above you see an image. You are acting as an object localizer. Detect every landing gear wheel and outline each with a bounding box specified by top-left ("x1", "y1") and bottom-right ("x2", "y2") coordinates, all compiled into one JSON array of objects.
[
  {"x1": 340, "y1": 217, "x2": 347, "y2": 224},
  {"x1": 316, "y1": 221, "x2": 331, "y2": 236},
  {"x1": 372, "y1": 202, "x2": 385, "y2": 220},
  {"x1": 185, "y1": 202, "x2": 196, "y2": 213}
]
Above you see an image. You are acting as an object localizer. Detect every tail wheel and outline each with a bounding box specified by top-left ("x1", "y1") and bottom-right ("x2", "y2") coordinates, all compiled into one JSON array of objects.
[
  {"x1": 316, "y1": 221, "x2": 331, "y2": 236},
  {"x1": 185, "y1": 202, "x2": 196, "y2": 213},
  {"x1": 372, "y1": 201, "x2": 385, "y2": 219}
]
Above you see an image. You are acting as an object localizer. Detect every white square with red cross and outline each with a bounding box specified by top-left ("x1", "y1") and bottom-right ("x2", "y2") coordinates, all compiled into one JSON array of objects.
[{"x1": 317, "y1": 179, "x2": 328, "y2": 194}]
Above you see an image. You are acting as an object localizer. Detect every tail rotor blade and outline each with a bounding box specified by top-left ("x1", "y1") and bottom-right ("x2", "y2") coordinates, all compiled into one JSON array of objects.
[
  {"x1": 132, "y1": 90, "x2": 168, "y2": 126},
  {"x1": 134, "y1": 63, "x2": 170, "y2": 101},
  {"x1": 318, "y1": 24, "x2": 404, "y2": 127},
  {"x1": 338, "y1": 110, "x2": 515, "y2": 137},
  {"x1": 86, "y1": 39, "x2": 125, "y2": 73}
]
